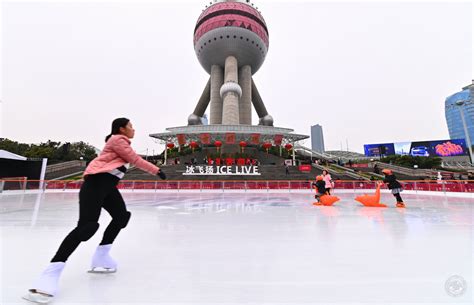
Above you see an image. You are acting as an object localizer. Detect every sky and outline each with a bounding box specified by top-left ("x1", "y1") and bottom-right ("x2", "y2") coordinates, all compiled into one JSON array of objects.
[{"x1": 0, "y1": 0, "x2": 472, "y2": 155}]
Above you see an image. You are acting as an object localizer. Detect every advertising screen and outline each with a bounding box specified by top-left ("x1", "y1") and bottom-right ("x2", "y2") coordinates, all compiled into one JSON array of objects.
[
  {"x1": 428, "y1": 139, "x2": 468, "y2": 157},
  {"x1": 409, "y1": 141, "x2": 431, "y2": 157},
  {"x1": 394, "y1": 142, "x2": 411, "y2": 155},
  {"x1": 364, "y1": 139, "x2": 468, "y2": 158},
  {"x1": 363, "y1": 143, "x2": 395, "y2": 157}
]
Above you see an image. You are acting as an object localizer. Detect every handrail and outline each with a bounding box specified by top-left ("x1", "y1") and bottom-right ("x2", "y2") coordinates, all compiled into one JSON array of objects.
[
  {"x1": 373, "y1": 161, "x2": 436, "y2": 177},
  {"x1": 1, "y1": 178, "x2": 473, "y2": 194},
  {"x1": 46, "y1": 160, "x2": 87, "y2": 173}
]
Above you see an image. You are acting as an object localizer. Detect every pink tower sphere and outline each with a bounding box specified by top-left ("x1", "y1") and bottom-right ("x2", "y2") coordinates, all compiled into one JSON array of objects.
[{"x1": 194, "y1": 0, "x2": 269, "y2": 75}]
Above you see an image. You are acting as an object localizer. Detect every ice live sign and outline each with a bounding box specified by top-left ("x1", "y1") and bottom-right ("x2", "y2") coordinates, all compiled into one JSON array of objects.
[{"x1": 183, "y1": 165, "x2": 261, "y2": 176}]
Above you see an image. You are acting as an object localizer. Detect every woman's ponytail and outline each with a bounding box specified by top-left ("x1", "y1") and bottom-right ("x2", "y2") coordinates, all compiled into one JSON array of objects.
[{"x1": 105, "y1": 118, "x2": 130, "y2": 142}]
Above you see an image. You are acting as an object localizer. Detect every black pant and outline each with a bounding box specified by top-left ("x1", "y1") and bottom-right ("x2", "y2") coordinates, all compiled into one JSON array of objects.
[
  {"x1": 393, "y1": 192, "x2": 403, "y2": 202},
  {"x1": 325, "y1": 188, "x2": 331, "y2": 195},
  {"x1": 51, "y1": 174, "x2": 130, "y2": 263}
]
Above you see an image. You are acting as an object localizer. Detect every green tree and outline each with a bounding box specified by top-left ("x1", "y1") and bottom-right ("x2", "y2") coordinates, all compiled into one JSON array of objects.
[{"x1": 0, "y1": 138, "x2": 97, "y2": 162}]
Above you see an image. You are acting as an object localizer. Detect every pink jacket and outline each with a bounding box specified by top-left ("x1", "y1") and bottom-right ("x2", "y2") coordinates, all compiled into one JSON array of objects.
[
  {"x1": 323, "y1": 174, "x2": 333, "y2": 188},
  {"x1": 83, "y1": 135, "x2": 159, "y2": 177}
]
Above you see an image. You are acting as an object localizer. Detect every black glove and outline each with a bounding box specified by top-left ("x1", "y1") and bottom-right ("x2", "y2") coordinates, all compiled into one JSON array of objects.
[{"x1": 157, "y1": 169, "x2": 167, "y2": 180}]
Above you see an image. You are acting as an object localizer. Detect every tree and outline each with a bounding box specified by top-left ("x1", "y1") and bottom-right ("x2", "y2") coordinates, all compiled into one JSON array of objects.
[{"x1": 0, "y1": 138, "x2": 97, "y2": 162}]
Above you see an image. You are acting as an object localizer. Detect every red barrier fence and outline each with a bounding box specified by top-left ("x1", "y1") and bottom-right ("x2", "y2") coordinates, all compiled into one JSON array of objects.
[{"x1": 1, "y1": 179, "x2": 474, "y2": 193}]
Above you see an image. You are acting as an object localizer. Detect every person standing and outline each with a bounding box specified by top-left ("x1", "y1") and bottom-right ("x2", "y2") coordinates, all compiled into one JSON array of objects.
[
  {"x1": 24, "y1": 118, "x2": 167, "y2": 304},
  {"x1": 322, "y1": 169, "x2": 334, "y2": 195}
]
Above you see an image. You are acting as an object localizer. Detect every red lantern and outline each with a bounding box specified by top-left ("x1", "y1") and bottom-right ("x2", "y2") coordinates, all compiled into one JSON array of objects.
[
  {"x1": 239, "y1": 141, "x2": 247, "y2": 153},
  {"x1": 214, "y1": 140, "x2": 222, "y2": 154},
  {"x1": 190, "y1": 141, "x2": 198, "y2": 153},
  {"x1": 262, "y1": 142, "x2": 272, "y2": 154},
  {"x1": 166, "y1": 143, "x2": 175, "y2": 150},
  {"x1": 285, "y1": 143, "x2": 293, "y2": 151}
]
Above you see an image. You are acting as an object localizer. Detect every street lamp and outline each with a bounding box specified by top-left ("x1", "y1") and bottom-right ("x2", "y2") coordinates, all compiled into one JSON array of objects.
[{"x1": 455, "y1": 100, "x2": 473, "y2": 163}]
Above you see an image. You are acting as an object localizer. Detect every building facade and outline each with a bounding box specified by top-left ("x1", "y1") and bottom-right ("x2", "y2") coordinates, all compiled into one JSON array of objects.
[
  {"x1": 445, "y1": 82, "x2": 474, "y2": 152},
  {"x1": 311, "y1": 124, "x2": 325, "y2": 153}
]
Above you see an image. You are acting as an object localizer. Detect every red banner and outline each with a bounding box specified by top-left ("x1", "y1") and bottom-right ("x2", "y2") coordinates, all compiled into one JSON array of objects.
[
  {"x1": 200, "y1": 133, "x2": 211, "y2": 145},
  {"x1": 177, "y1": 134, "x2": 186, "y2": 146},
  {"x1": 274, "y1": 134, "x2": 283, "y2": 146},
  {"x1": 250, "y1": 133, "x2": 260, "y2": 145},
  {"x1": 225, "y1": 133, "x2": 235, "y2": 144},
  {"x1": 298, "y1": 165, "x2": 312, "y2": 172}
]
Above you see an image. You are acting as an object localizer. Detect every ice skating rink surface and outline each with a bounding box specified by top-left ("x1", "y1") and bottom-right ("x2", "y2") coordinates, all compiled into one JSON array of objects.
[{"x1": 1, "y1": 190, "x2": 472, "y2": 304}]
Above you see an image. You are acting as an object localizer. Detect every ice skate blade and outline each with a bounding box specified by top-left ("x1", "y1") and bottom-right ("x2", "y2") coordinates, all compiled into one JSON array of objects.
[
  {"x1": 88, "y1": 267, "x2": 117, "y2": 274},
  {"x1": 22, "y1": 291, "x2": 53, "y2": 304}
]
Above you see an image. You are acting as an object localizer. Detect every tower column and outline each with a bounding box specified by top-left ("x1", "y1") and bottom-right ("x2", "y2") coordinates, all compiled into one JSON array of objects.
[
  {"x1": 210, "y1": 65, "x2": 224, "y2": 125},
  {"x1": 221, "y1": 56, "x2": 241, "y2": 125},
  {"x1": 251, "y1": 79, "x2": 273, "y2": 126},
  {"x1": 188, "y1": 78, "x2": 211, "y2": 125},
  {"x1": 238, "y1": 65, "x2": 252, "y2": 125}
]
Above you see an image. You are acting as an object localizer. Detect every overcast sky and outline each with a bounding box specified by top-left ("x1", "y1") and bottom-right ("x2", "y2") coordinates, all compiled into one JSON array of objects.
[{"x1": 1, "y1": 0, "x2": 472, "y2": 154}]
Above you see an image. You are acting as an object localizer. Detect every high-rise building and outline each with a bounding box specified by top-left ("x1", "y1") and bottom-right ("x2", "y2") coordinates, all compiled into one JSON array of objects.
[
  {"x1": 311, "y1": 124, "x2": 325, "y2": 153},
  {"x1": 201, "y1": 113, "x2": 209, "y2": 125},
  {"x1": 445, "y1": 81, "x2": 474, "y2": 152}
]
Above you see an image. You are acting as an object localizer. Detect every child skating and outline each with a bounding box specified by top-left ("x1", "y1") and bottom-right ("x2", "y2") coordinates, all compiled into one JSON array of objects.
[
  {"x1": 382, "y1": 169, "x2": 406, "y2": 208},
  {"x1": 312, "y1": 175, "x2": 327, "y2": 203}
]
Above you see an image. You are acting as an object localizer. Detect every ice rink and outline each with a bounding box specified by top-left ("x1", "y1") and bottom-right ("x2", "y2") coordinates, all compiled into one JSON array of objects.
[{"x1": 1, "y1": 190, "x2": 473, "y2": 304}]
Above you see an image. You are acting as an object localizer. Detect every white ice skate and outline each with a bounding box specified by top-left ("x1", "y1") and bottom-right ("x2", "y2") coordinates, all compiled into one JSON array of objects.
[
  {"x1": 88, "y1": 244, "x2": 117, "y2": 274},
  {"x1": 22, "y1": 262, "x2": 65, "y2": 304},
  {"x1": 22, "y1": 290, "x2": 53, "y2": 304}
]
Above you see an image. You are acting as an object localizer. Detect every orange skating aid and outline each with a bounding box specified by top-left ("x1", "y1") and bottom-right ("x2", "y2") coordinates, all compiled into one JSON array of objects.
[
  {"x1": 354, "y1": 183, "x2": 387, "y2": 207},
  {"x1": 313, "y1": 195, "x2": 340, "y2": 206}
]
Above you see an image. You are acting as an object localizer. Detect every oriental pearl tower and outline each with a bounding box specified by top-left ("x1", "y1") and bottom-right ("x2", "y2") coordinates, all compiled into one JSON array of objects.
[{"x1": 188, "y1": 0, "x2": 273, "y2": 127}]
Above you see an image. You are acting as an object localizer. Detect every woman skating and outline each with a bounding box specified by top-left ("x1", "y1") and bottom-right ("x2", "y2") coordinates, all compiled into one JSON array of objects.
[{"x1": 24, "y1": 118, "x2": 166, "y2": 304}]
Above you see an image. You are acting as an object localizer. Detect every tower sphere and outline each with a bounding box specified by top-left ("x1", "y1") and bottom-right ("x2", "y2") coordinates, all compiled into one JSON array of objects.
[{"x1": 194, "y1": 0, "x2": 269, "y2": 75}]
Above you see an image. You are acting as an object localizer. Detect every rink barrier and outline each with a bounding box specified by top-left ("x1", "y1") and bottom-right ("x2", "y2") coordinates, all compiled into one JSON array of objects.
[{"x1": 0, "y1": 178, "x2": 473, "y2": 193}]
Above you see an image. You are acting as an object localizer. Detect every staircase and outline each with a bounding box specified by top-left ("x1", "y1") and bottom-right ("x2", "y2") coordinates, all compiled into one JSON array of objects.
[{"x1": 45, "y1": 160, "x2": 87, "y2": 180}]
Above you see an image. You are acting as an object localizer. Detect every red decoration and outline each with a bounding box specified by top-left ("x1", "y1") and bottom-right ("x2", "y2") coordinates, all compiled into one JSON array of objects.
[
  {"x1": 285, "y1": 143, "x2": 293, "y2": 151},
  {"x1": 239, "y1": 141, "x2": 247, "y2": 153},
  {"x1": 214, "y1": 140, "x2": 222, "y2": 154},
  {"x1": 200, "y1": 133, "x2": 211, "y2": 145},
  {"x1": 250, "y1": 133, "x2": 261, "y2": 145},
  {"x1": 274, "y1": 134, "x2": 283, "y2": 146},
  {"x1": 177, "y1": 134, "x2": 186, "y2": 146},
  {"x1": 225, "y1": 133, "x2": 235, "y2": 144},
  {"x1": 166, "y1": 143, "x2": 175, "y2": 149},
  {"x1": 190, "y1": 141, "x2": 198, "y2": 152},
  {"x1": 262, "y1": 142, "x2": 272, "y2": 153}
]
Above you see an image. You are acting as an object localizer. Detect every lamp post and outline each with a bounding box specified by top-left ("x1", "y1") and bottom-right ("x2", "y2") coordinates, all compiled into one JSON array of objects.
[{"x1": 455, "y1": 100, "x2": 473, "y2": 163}]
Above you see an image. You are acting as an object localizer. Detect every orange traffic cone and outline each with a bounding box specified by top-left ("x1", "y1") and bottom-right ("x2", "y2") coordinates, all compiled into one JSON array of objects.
[{"x1": 354, "y1": 183, "x2": 387, "y2": 207}]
